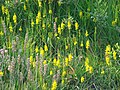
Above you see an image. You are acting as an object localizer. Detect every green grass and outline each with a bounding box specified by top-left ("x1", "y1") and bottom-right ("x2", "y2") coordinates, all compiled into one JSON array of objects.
[{"x1": 0, "y1": 0, "x2": 120, "y2": 90}]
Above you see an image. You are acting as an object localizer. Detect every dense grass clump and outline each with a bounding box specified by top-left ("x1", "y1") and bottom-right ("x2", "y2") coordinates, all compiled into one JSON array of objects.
[{"x1": 0, "y1": 0, "x2": 120, "y2": 90}]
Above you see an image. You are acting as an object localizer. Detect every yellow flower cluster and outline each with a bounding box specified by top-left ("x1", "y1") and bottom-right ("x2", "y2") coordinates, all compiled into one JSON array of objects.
[
  {"x1": 85, "y1": 57, "x2": 93, "y2": 73},
  {"x1": 105, "y1": 45, "x2": 111, "y2": 65},
  {"x1": 13, "y1": 13, "x2": 17, "y2": 24},
  {"x1": 86, "y1": 39, "x2": 90, "y2": 50},
  {"x1": 51, "y1": 80, "x2": 57, "y2": 90}
]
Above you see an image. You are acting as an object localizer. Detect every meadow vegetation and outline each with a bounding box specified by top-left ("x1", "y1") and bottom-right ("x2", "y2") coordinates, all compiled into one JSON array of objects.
[{"x1": 0, "y1": 0, "x2": 120, "y2": 90}]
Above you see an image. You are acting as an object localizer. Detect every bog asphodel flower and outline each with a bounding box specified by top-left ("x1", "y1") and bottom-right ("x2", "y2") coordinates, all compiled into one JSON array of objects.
[
  {"x1": 31, "y1": 19, "x2": 34, "y2": 27},
  {"x1": 61, "y1": 22, "x2": 65, "y2": 30},
  {"x1": 24, "y1": 4, "x2": 26, "y2": 11},
  {"x1": 9, "y1": 23, "x2": 13, "y2": 32},
  {"x1": 85, "y1": 30, "x2": 89, "y2": 37},
  {"x1": 68, "y1": 20, "x2": 71, "y2": 30},
  {"x1": 58, "y1": 25, "x2": 61, "y2": 34},
  {"x1": 68, "y1": 53, "x2": 73, "y2": 61},
  {"x1": 86, "y1": 39, "x2": 90, "y2": 50},
  {"x1": 79, "y1": 11, "x2": 83, "y2": 18},
  {"x1": 35, "y1": 46, "x2": 39, "y2": 53},
  {"x1": 44, "y1": 44, "x2": 48, "y2": 51},
  {"x1": 51, "y1": 80, "x2": 57, "y2": 90},
  {"x1": 113, "y1": 50, "x2": 117, "y2": 60},
  {"x1": 40, "y1": 47, "x2": 44, "y2": 56},
  {"x1": 75, "y1": 21, "x2": 79, "y2": 30},
  {"x1": 13, "y1": 13, "x2": 17, "y2": 24},
  {"x1": 0, "y1": 71, "x2": 3, "y2": 76},
  {"x1": 2, "y1": 5, "x2": 5, "y2": 14},
  {"x1": 81, "y1": 76, "x2": 84, "y2": 83}
]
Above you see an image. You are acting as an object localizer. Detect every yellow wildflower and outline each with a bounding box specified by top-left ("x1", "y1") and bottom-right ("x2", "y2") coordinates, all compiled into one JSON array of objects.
[
  {"x1": 30, "y1": 56, "x2": 33, "y2": 65},
  {"x1": 68, "y1": 54, "x2": 73, "y2": 61},
  {"x1": 38, "y1": 1, "x2": 42, "y2": 7},
  {"x1": 42, "y1": 23, "x2": 46, "y2": 29},
  {"x1": 44, "y1": 44, "x2": 48, "y2": 51},
  {"x1": 49, "y1": 9, "x2": 52, "y2": 14},
  {"x1": 51, "y1": 80, "x2": 57, "y2": 90},
  {"x1": 75, "y1": 21, "x2": 79, "y2": 30},
  {"x1": 0, "y1": 31, "x2": 4, "y2": 36},
  {"x1": 58, "y1": 25, "x2": 61, "y2": 34},
  {"x1": 85, "y1": 30, "x2": 89, "y2": 37},
  {"x1": 79, "y1": 11, "x2": 83, "y2": 18},
  {"x1": 85, "y1": 64, "x2": 89, "y2": 72},
  {"x1": 53, "y1": 58, "x2": 57, "y2": 66},
  {"x1": 105, "y1": 45, "x2": 111, "y2": 56},
  {"x1": 89, "y1": 66, "x2": 93, "y2": 74},
  {"x1": 68, "y1": 20, "x2": 71, "y2": 30},
  {"x1": 85, "y1": 57, "x2": 89, "y2": 66},
  {"x1": 65, "y1": 45, "x2": 68, "y2": 50},
  {"x1": 56, "y1": 59, "x2": 60, "y2": 67},
  {"x1": 36, "y1": 16, "x2": 39, "y2": 25},
  {"x1": 80, "y1": 41, "x2": 84, "y2": 47},
  {"x1": 61, "y1": 22, "x2": 65, "y2": 30},
  {"x1": 33, "y1": 61, "x2": 36, "y2": 67},
  {"x1": 86, "y1": 39, "x2": 90, "y2": 50},
  {"x1": 5, "y1": 8, "x2": 9, "y2": 15},
  {"x1": 24, "y1": 4, "x2": 26, "y2": 11},
  {"x1": 113, "y1": 50, "x2": 117, "y2": 60},
  {"x1": 101, "y1": 69, "x2": 105, "y2": 74},
  {"x1": 40, "y1": 47, "x2": 44, "y2": 56},
  {"x1": 65, "y1": 57, "x2": 69, "y2": 66},
  {"x1": 50, "y1": 70, "x2": 53, "y2": 75},
  {"x1": 35, "y1": 46, "x2": 39, "y2": 53},
  {"x1": 43, "y1": 60, "x2": 47, "y2": 65},
  {"x1": 62, "y1": 79, "x2": 64, "y2": 85},
  {"x1": 0, "y1": 71, "x2": 3, "y2": 76},
  {"x1": 2, "y1": 5, "x2": 5, "y2": 14},
  {"x1": 81, "y1": 76, "x2": 84, "y2": 83},
  {"x1": 19, "y1": 26, "x2": 22, "y2": 31},
  {"x1": 105, "y1": 56, "x2": 110, "y2": 65},
  {"x1": 13, "y1": 13, "x2": 17, "y2": 24},
  {"x1": 62, "y1": 71, "x2": 66, "y2": 77},
  {"x1": 9, "y1": 23, "x2": 13, "y2": 32},
  {"x1": 31, "y1": 19, "x2": 34, "y2": 27}
]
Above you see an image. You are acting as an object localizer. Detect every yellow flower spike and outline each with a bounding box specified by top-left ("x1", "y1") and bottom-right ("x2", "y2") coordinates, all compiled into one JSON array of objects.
[
  {"x1": 89, "y1": 66, "x2": 93, "y2": 74},
  {"x1": 101, "y1": 69, "x2": 105, "y2": 75},
  {"x1": 9, "y1": 23, "x2": 13, "y2": 32},
  {"x1": 75, "y1": 21, "x2": 79, "y2": 30},
  {"x1": 61, "y1": 22, "x2": 65, "y2": 30},
  {"x1": 31, "y1": 19, "x2": 34, "y2": 27},
  {"x1": 53, "y1": 58, "x2": 57, "y2": 66},
  {"x1": 13, "y1": 13, "x2": 17, "y2": 24},
  {"x1": 50, "y1": 70, "x2": 53, "y2": 75},
  {"x1": 30, "y1": 56, "x2": 33, "y2": 65},
  {"x1": 37, "y1": 11, "x2": 41, "y2": 19},
  {"x1": 105, "y1": 45, "x2": 111, "y2": 56},
  {"x1": 56, "y1": 59, "x2": 60, "y2": 67},
  {"x1": 62, "y1": 71, "x2": 66, "y2": 77},
  {"x1": 0, "y1": 71, "x2": 4, "y2": 76},
  {"x1": 51, "y1": 80, "x2": 57, "y2": 90},
  {"x1": 44, "y1": 44, "x2": 48, "y2": 51},
  {"x1": 81, "y1": 76, "x2": 85, "y2": 83},
  {"x1": 85, "y1": 30, "x2": 89, "y2": 37},
  {"x1": 62, "y1": 79, "x2": 64, "y2": 85},
  {"x1": 105, "y1": 56, "x2": 110, "y2": 65},
  {"x1": 58, "y1": 25, "x2": 61, "y2": 34},
  {"x1": 35, "y1": 46, "x2": 39, "y2": 53},
  {"x1": 65, "y1": 57, "x2": 69, "y2": 66},
  {"x1": 33, "y1": 61, "x2": 36, "y2": 68},
  {"x1": 5, "y1": 8, "x2": 9, "y2": 15},
  {"x1": 38, "y1": 1, "x2": 42, "y2": 7},
  {"x1": 80, "y1": 41, "x2": 84, "y2": 47},
  {"x1": 24, "y1": 4, "x2": 26, "y2": 11},
  {"x1": 85, "y1": 64, "x2": 89, "y2": 72},
  {"x1": 42, "y1": 23, "x2": 46, "y2": 29},
  {"x1": 49, "y1": 9, "x2": 52, "y2": 14},
  {"x1": 65, "y1": 45, "x2": 68, "y2": 50},
  {"x1": 2, "y1": 5, "x2": 5, "y2": 14},
  {"x1": 68, "y1": 54, "x2": 73, "y2": 61},
  {"x1": 68, "y1": 20, "x2": 71, "y2": 30},
  {"x1": 19, "y1": 26, "x2": 22, "y2": 31},
  {"x1": 36, "y1": 16, "x2": 39, "y2": 25},
  {"x1": 40, "y1": 47, "x2": 44, "y2": 56},
  {"x1": 85, "y1": 57, "x2": 89, "y2": 66},
  {"x1": 86, "y1": 39, "x2": 90, "y2": 50},
  {"x1": 79, "y1": 11, "x2": 83, "y2": 18},
  {"x1": 113, "y1": 50, "x2": 117, "y2": 60},
  {"x1": 74, "y1": 40, "x2": 77, "y2": 45},
  {"x1": 43, "y1": 60, "x2": 47, "y2": 65},
  {"x1": 0, "y1": 31, "x2": 4, "y2": 36}
]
